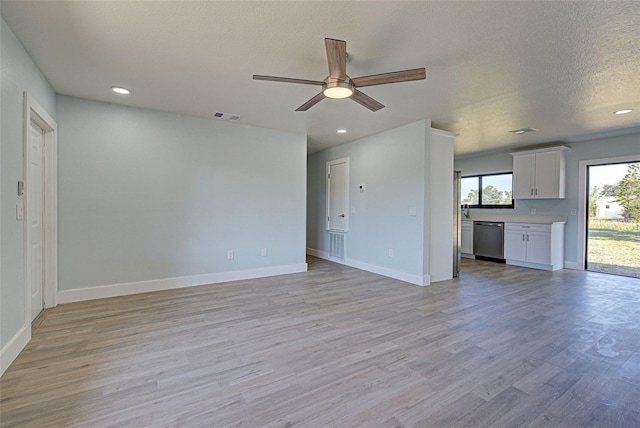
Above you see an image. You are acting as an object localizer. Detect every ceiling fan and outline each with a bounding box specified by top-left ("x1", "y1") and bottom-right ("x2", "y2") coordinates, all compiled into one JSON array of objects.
[{"x1": 253, "y1": 38, "x2": 426, "y2": 112}]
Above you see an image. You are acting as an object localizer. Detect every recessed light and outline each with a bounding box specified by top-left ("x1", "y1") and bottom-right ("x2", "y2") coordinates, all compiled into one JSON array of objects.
[
  {"x1": 111, "y1": 86, "x2": 131, "y2": 95},
  {"x1": 337, "y1": 129, "x2": 347, "y2": 134},
  {"x1": 614, "y1": 109, "x2": 633, "y2": 115}
]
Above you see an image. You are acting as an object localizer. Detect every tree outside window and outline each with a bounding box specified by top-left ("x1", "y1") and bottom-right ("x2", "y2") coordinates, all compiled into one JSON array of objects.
[{"x1": 461, "y1": 173, "x2": 514, "y2": 208}]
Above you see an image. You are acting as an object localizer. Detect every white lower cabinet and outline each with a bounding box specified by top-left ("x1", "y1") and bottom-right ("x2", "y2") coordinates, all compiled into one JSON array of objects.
[
  {"x1": 504, "y1": 222, "x2": 564, "y2": 271},
  {"x1": 461, "y1": 220, "x2": 474, "y2": 257}
]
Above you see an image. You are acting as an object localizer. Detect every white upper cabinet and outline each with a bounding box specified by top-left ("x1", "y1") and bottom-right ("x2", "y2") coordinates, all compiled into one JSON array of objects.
[{"x1": 511, "y1": 147, "x2": 569, "y2": 199}]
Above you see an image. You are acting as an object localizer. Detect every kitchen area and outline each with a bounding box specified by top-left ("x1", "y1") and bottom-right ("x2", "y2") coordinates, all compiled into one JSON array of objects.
[{"x1": 456, "y1": 146, "x2": 569, "y2": 273}]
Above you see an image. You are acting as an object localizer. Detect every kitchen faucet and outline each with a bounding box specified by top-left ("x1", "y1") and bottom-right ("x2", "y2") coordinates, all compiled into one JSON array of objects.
[{"x1": 462, "y1": 203, "x2": 470, "y2": 218}]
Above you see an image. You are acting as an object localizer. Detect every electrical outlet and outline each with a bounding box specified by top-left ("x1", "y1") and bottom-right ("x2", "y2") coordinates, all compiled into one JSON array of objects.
[
  {"x1": 530, "y1": 208, "x2": 537, "y2": 215},
  {"x1": 571, "y1": 209, "x2": 576, "y2": 216},
  {"x1": 408, "y1": 207, "x2": 417, "y2": 216},
  {"x1": 227, "y1": 250, "x2": 234, "y2": 260},
  {"x1": 388, "y1": 248, "x2": 394, "y2": 257},
  {"x1": 261, "y1": 248, "x2": 267, "y2": 257}
]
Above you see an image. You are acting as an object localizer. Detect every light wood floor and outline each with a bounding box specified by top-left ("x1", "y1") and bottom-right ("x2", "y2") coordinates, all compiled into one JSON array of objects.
[{"x1": 1, "y1": 257, "x2": 639, "y2": 427}]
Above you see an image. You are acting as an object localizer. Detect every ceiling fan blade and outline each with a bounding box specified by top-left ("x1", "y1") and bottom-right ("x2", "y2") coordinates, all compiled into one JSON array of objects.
[
  {"x1": 351, "y1": 68, "x2": 426, "y2": 88},
  {"x1": 325, "y1": 38, "x2": 347, "y2": 80},
  {"x1": 296, "y1": 93, "x2": 326, "y2": 111},
  {"x1": 351, "y1": 89, "x2": 384, "y2": 112},
  {"x1": 253, "y1": 75, "x2": 323, "y2": 86}
]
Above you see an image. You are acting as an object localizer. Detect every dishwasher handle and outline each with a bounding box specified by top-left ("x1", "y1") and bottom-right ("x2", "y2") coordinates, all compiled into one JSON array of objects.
[{"x1": 474, "y1": 221, "x2": 504, "y2": 227}]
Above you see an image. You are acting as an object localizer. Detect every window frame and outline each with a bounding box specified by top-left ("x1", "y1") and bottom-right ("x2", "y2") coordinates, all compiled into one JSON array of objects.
[{"x1": 461, "y1": 171, "x2": 515, "y2": 209}]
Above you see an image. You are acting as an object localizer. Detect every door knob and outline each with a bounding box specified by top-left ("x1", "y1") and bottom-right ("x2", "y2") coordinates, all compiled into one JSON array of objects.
[{"x1": 338, "y1": 214, "x2": 345, "y2": 218}]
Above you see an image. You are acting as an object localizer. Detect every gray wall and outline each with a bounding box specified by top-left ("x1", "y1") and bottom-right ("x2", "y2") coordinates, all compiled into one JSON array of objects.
[
  {"x1": 1, "y1": 17, "x2": 57, "y2": 350},
  {"x1": 454, "y1": 133, "x2": 640, "y2": 265},
  {"x1": 57, "y1": 95, "x2": 307, "y2": 291},
  {"x1": 307, "y1": 121, "x2": 428, "y2": 277}
]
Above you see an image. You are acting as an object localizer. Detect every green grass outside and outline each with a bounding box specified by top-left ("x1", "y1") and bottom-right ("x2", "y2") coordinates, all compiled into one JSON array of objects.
[{"x1": 587, "y1": 219, "x2": 640, "y2": 278}]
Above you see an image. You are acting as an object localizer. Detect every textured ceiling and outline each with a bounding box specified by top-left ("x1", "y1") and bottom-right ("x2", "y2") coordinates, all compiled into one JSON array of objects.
[{"x1": 2, "y1": 1, "x2": 639, "y2": 155}]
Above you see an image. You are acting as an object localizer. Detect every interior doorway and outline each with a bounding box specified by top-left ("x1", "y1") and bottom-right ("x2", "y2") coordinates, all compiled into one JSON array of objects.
[
  {"x1": 326, "y1": 158, "x2": 349, "y2": 232},
  {"x1": 586, "y1": 161, "x2": 640, "y2": 278},
  {"x1": 23, "y1": 92, "x2": 58, "y2": 327}
]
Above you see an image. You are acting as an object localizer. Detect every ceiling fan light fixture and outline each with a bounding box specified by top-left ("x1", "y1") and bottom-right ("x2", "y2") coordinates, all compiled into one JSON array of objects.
[{"x1": 323, "y1": 81, "x2": 353, "y2": 99}]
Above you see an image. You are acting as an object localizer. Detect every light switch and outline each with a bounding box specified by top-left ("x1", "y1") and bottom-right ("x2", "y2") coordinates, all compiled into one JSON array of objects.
[
  {"x1": 409, "y1": 207, "x2": 417, "y2": 216},
  {"x1": 16, "y1": 204, "x2": 24, "y2": 220}
]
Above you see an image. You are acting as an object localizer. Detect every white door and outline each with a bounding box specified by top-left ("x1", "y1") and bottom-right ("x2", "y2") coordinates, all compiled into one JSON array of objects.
[
  {"x1": 327, "y1": 158, "x2": 349, "y2": 231},
  {"x1": 29, "y1": 121, "x2": 45, "y2": 321}
]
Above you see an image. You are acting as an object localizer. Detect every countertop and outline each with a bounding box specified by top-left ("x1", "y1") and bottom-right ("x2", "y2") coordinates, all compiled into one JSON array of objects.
[{"x1": 461, "y1": 215, "x2": 567, "y2": 224}]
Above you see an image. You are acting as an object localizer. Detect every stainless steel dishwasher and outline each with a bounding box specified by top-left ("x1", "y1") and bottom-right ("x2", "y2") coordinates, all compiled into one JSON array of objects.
[{"x1": 473, "y1": 221, "x2": 504, "y2": 259}]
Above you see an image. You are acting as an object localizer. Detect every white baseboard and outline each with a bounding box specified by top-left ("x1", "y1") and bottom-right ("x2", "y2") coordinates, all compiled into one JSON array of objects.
[
  {"x1": 306, "y1": 248, "x2": 323, "y2": 258},
  {"x1": 1, "y1": 325, "x2": 30, "y2": 377},
  {"x1": 307, "y1": 248, "x2": 428, "y2": 286},
  {"x1": 564, "y1": 261, "x2": 583, "y2": 270},
  {"x1": 57, "y1": 263, "x2": 308, "y2": 304}
]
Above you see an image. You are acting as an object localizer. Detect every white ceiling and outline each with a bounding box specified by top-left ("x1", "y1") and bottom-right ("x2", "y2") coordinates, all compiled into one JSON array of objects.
[{"x1": 2, "y1": 1, "x2": 639, "y2": 155}]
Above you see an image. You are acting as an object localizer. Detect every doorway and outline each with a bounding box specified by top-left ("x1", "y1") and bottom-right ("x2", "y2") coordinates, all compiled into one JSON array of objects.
[
  {"x1": 326, "y1": 158, "x2": 349, "y2": 232},
  {"x1": 23, "y1": 92, "x2": 58, "y2": 325},
  {"x1": 586, "y1": 161, "x2": 640, "y2": 278}
]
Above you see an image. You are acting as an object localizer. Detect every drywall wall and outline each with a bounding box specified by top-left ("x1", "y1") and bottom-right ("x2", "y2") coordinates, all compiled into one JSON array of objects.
[
  {"x1": 427, "y1": 130, "x2": 455, "y2": 282},
  {"x1": 1, "y1": 17, "x2": 57, "y2": 354},
  {"x1": 307, "y1": 120, "x2": 455, "y2": 285},
  {"x1": 56, "y1": 95, "x2": 307, "y2": 292},
  {"x1": 307, "y1": 121, "x2": 427, "y2": 281},
  {"x1": 454, "y1": 132, "x2": 640, "y2": 267}
]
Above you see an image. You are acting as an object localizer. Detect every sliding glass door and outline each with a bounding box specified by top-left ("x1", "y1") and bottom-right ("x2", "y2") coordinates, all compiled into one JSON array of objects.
[{"x1": 586, "y1": 161, "x2": 640, "y2": 278}]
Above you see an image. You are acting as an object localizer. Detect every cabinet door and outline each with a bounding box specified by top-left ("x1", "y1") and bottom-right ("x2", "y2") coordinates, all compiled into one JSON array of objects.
[
  {"x1": 461, "y1": 226, "x2": 473, "y2": 254},
  {"x1": 526, "y1": 231, "x2": 551, "y2": 265},
  {"x1": 504, "y1": 230, "x2": 527, "y2": 261},
  {"x1": 513, "y1": 154, "x2": 535, "y2": 199},
  {"x1": 534, "y1": 151, "x2": 559, "y2": 198}
]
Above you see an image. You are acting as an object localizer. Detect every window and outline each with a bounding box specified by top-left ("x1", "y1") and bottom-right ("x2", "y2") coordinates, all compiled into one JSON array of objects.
[{"x1": 461, "y1": 172, "x2": 514, "y2": 208}]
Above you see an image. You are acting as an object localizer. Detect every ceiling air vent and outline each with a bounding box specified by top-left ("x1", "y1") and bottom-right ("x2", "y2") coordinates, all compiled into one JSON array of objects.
[
  {"x1": 213, "y1": 112, "x2": 241, "y2": 121},
  {"x1": 510, "y1": 127, "x2": 539, "y2": 135}
]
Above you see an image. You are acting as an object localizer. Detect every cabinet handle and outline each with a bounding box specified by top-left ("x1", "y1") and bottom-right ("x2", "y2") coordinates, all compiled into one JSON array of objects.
[
  {"x1": 523, "y1": 234, "x2": 525, "y2": 241},
  {"x1": 531, "y1": 189, "x2": 534, "y2": 196},
  {"x1": 527, "y1": 234, "x2": 530, "y2": 241},
  {"x1": 535, "y1": 188, "x2": 538, "y2": 195}
]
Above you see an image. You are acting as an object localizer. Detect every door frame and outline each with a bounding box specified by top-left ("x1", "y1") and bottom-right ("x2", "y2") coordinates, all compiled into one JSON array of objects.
[
  {"x1": 577, "y1": 154, "x2": 638, "y2": 271},
  {"x1": 23, "y1": 92, "x2": 58, "y2": 325}
]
